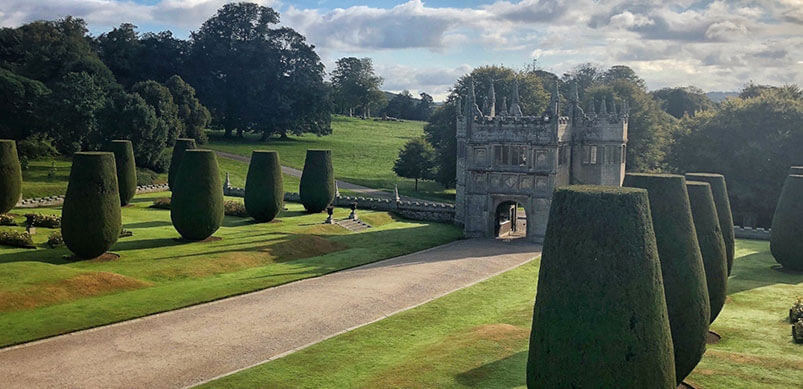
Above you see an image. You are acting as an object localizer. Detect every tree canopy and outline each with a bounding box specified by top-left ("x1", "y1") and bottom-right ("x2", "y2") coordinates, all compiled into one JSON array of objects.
[
  {"x1": 331, "y1": 57, "x2": 385, "y2": 118},
  {"x1": 393, "y1": 138, "x2": 436, "y2": 192}
]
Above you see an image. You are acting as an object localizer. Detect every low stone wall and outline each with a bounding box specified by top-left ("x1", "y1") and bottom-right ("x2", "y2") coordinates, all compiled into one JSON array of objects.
[
  {"x1": 734, "y1": 226, "x2": 771, "y2": 241},
  {"x1": 224, "y1": 185, "x2": 455, "y2": 223},
  {"x1": 15, "y1": 184, "x2": 169, "y2": 208}
]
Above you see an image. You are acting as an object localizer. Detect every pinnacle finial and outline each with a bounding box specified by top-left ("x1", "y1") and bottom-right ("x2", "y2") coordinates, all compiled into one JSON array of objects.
[
  {"x1": 600, "y1": 98, "x2": 608, "y2": 115},
  {"x1": 487, "y1": 81, "x2": 496, "y2": 117},
  {"x1": 509, "y1": 78, "x2": 523, "y2": 117},
  {"x1": 589, "y1": 98, "x2": 596, "y2": 114},
  {"x1": 611, "y1": 99, "x2": 617, "y2": 115},
  {"x1": 571, "y1": 80, "x2": 579, "y2": 102},
  {"x1": 499, "y1": 96, "x2": 508, "y2": 116}
]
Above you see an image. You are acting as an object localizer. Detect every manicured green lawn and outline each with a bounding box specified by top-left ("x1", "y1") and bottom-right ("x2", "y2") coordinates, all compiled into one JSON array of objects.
[
  {"x1": 203, "y1": 239, "x2": 803, "y2": 388},
  {"x1": 0, "y1": 192, "x2": 461, "y2": 347},
  {"x1": 206, "y1": 115, "x2": 454, "y2": 202}
]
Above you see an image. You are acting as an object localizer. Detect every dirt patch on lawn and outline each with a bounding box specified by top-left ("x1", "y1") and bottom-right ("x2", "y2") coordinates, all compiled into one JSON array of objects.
[
  {"x1": 706, "y1": 349, "x2": 803, "y2": 370},
  {"x1": 0, "y1": 272, "x2": 151, "y2": 312},
  {"x1": 263, "y1": 235, "x2": 348, "y2": 262}
]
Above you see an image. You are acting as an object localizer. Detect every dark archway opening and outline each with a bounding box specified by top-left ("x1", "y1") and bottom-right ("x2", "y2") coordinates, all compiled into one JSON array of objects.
[{"x1": 495, "y1": 201, "x2": 527, "y2": 239}]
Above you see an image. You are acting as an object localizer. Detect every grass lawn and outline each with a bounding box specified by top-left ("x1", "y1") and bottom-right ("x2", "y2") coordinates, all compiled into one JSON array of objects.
[
  {"x1": 206, "y1": 115, "x2": 454, "y2": 203},
  {"x1": 0, "y1": 192, "x2": 461, "y2": 347},
  {"x1": 203, "y1": 239, "x2": 803, "y2": 388}
]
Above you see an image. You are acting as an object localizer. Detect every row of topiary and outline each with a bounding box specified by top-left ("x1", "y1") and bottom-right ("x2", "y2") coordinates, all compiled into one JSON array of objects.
[
  {"x1": 1, "y1": 137, "x2": 338, "y2": 259},
  {"x1": 526, "y1": 172, "x2": 735, "y2": 388}
]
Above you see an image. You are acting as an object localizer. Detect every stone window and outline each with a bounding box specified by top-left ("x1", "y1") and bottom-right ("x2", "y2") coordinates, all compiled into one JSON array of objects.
[
  {"x1": 582, "y1": 145, "x2": 599, "y2": 165},
  {"x1": 494, "y1": 145, "x2": 527, "y2": 167}
]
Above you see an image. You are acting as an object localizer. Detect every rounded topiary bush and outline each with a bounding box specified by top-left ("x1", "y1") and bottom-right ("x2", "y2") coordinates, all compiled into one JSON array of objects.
[
  {"x1": 624, "y1": 173, "x2": 710, "y2": 384},
  {"x1": 0, "y1": 140, "x2": 22, "y2": 214},
  {"x1": 61, "y1": 152, "x2": 122, "y2": 259},
  {"x1": 527, "y1": 186, "x2": 676, "y2": 388},
  {"x1": 108, "y1": 140, "x2": 137, "y2": 206},
  {"x1": 168, "y1": 138, "x2": 196, "y2": 190},
  {"x1": 770, "y1": 174, "x2": 803, "y2": 271},
  {"x1": 687, "y1": 181, "x2": 728, "y2": 323},
  {"x1": 299, "y1": 149, "x2": 335, "y2": 213},
  {"x1": 245, "y1": 150, "x2": 283, "y2": 222},
  {"x1": 686, "y1": 173, "x2": 734, "y2": 275},
  {"x1": 789, "y1": 166, "x2": 803, "y2": 176},
  {"x1": 170, "y1": 149, "x2": 224, "y2": 241}
]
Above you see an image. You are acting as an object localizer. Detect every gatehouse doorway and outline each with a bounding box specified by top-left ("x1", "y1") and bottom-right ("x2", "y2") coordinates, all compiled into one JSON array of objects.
[{"x1": 495, "y1": 200, "x2": 527, "y2": 239}]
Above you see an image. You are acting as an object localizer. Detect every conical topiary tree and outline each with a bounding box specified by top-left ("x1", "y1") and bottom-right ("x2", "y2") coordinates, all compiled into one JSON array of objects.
[
  {"x1": 299, "y1": 149, "x2": 335, "y2": 213},
  {"x1": 789, "y1": 166, "x2": 803, "y2": 176},
  {"x1": 61, "y1": 152, "x2": 122, "y2": 259},
  {"x1": 108, "y1": 140, "x2": 137, "y2": 206},
  {"x1": 527, "y1": 186, "x2": 676, "y2": 388},
  {"x1": 687, "y1": 181, "x2": 728, "y2": 324},
  {"x1": 168, "y1": 138, "x2": 196, "y2": 190},
  {"x1": 0, "y1": 140, "x2": 22, "y2": 214},
  {"x1": 170, "y1": 149, "x2": 224, "y2": 241},
  {"x1": 245, "y1": 150, "x2": 283, "y2": 222},
  {"x1": 685, "y1": 173, "x2": 734, "y2": 275},
  {"x1": 624, "y1": 173, "x2": 710, "y2": 385},
  {"x1": 770, "y1": 174, "x2": 803, "y2": 271}
]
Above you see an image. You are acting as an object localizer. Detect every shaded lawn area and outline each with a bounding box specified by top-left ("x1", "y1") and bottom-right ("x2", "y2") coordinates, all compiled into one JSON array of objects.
[
  {"x1": 206, "y1": 115, "x2": 455, "y2": 203},
  {"x1": 203, "y1": 239, "x2": 803, "y2": 388},
  {"x1": 0, "y1": 192, "x2": 461, "y2": 347}
]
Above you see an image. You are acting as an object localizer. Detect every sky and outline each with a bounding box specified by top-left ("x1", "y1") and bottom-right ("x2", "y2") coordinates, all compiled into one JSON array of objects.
[{"x1": 1, "y1": 0, "x2": 801, "y2": 101}]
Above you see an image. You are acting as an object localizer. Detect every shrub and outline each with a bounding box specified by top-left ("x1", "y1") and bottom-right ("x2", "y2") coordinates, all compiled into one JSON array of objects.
[
  {"x1": 527, "y1": 186, "x2": 675, "y2": 388},
  {"x1": 791, "y1": 297, "x2": 803, "y2": 324},
  {"x1": 61, "y1": 152, "x2": 122, "y2": 259},
  {"x1": 770, "y1": 174, "x2": 803, "y2": 271},
  {"x1": 170, "y1": 150, "x2": 224, "y2": 240},
  {"x1": 245, "y1": 150, "x2": 283, "y2": 222},
  {"x1": 299, "y1": 149, "x2": 335, "y2": 213},
  {"x1": 24, "y1": 214, "x2": 61, "y2": 228},
  {"x1": 224, "y1": 201, "x2": 248, "y2": 217},
  {"x1": 151, "y1": 197, "x2": 171, "y2": 209},
  {"x1": 0, "y1": 214, "x2": 15, "y2": 226},
  {"x1": 0, "y1": 230, "x2": 34, "y2": 248},
  {"x1": 108, "y1": 140, "x2": 137, "y2": 206},
  {"x1": 168, "y1": 138, "x2": 196, "y2": 190},
  {"x1": 625, "y1": 173, "x2": 710, "y2": 384},
  {"x1": 0, "y1": 140, "x2": 22, "y2": 214},
  {"x1": 47, "y1": 231, "x2": 64, "y2": 248},
  {"x1": 136, "y1": 167, "x2": 162, "y2": 186},
  {"x1": 685, "y1": 173, "x2": 735, "y2": 275},
  {"x1": 794, "y1": 319, "x2": 803, "y2": 344},
  {"x1": 687, "y1": 181, "x2": 729, "y2": 324}
]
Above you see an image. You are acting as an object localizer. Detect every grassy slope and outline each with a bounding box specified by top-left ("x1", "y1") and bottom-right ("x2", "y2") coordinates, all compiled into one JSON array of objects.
[
  {"x1": 206, "y1": 115, "x2": 454, "y2": 202},
  {"x1": 204, "y1": 240, "x2": 803, "y2": 388},
  {"x1": 0, "y1": 192, "x2": 461, "y2": 347}
]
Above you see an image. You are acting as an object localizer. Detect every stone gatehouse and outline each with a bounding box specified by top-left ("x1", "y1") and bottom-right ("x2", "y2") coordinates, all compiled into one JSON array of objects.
[{"x1": 455, "y1": 79, "x2": 629, "y2": 243}]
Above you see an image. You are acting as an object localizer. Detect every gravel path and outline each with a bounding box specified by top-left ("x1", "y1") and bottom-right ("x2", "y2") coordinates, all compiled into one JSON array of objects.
[
  {"x1": 213, "y1": 150, "x2": 397, "y2": 199},
  {"x1": 0, "y1": 239, "x2": 541, "y2": 389}
]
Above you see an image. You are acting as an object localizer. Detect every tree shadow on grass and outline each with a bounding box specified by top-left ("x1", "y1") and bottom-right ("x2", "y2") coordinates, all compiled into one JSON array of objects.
[
  {"x1": 727, "y1": 252, "x2": 803, "y2": 295},
  {"x1": 455, "y1": 351, "x2": 527, "y2": 388},
  {"x1": 124, "y1": 221, "x2": 172, "y2": 229}
]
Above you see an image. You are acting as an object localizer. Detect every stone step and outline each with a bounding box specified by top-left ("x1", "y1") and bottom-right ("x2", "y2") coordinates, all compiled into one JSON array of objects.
[{"x1": 335, "y1": 218, "x2": 372, "y2": 232}]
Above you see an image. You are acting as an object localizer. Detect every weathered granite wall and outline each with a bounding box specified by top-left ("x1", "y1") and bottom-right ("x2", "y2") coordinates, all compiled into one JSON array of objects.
[
  {"x1": 15, "y1": 184, "x2": 170, "y2": 208},
  {"x1": 224, "y1": 185, "x2": 455, "y2": 223}
]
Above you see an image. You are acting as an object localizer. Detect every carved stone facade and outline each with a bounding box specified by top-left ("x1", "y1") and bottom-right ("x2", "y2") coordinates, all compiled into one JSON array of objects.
[{"x1": 455, "y1": 79, "x2": 629, "y2": 242}]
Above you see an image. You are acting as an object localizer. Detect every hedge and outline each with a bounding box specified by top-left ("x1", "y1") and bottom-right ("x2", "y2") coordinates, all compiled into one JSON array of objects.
[
  {"x1": 624, "y1": 173, "x2": 710, "y2": 384},
  {"x1": 168, "y1": 138, "x2": 196, "y2": 190},
  {"x1": 687, "y1": 181, "x2": 728, "y2": 324},
  {"x1": 108, "y1": 140, "x2": 137, "y2": 206},
  {"x1": 170, "y1": 149, "x2": 224, "y2": 241},
  {"x1": 527, "y1": 186, "x2": 676, "y2": 388},
  {"x1": 244, "y1": 150, "x2": 283, "y2": 222},
  {"x1": 61, "y1": 152, "x2": 122, "y2": 259},
  {"x1": 770, "y1": 174, "x2": 803, "y2": 271},
  {"x1": 299, "y1": 149, "x2": 335, "y2": 213},
  {"x1": 0, "y1": 139, "x2": 22, "y2": 214},
  {"x1": 685, "y1": 173, "x2": 735, "y2": 275}
]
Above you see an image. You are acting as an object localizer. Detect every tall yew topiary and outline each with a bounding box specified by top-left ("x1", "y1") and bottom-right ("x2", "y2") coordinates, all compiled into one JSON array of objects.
[
  {"x1": 0, "y1": 140, "x2": 22, "y2": 214},
  {"x1": 527, "y1": 186, "x2": 676, "y2": 388},
  {"x1": 170, "y1": 150, "x2": 224, "y2": 241},
  {"x1": 108, "y1": 140, "x2": 137, "y2": 206},
  {"x1": 687, "y1": 181, "x2": 729, "y2": 323},
  {"x1": 686, "y1": 173, "x2": 734, "y2": 275},
  {"x1": 245, "y1": 151, "x2": 283, "y2": 222},
  {"x1": 770, "y1": 174, "x2": 803, "y2": 271},
  {"x1": 168, "y1": 138, "x2": 196, "y2": 190},
  {"x1": 299, "y1": 149, "x2": 335, "y2": 213},
  {"x1": 61, "y1": 152, "x2": 122, "y2": 259},
  {"x1": 624, "y1": 173, "x2": 710, "y2": 385}
]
